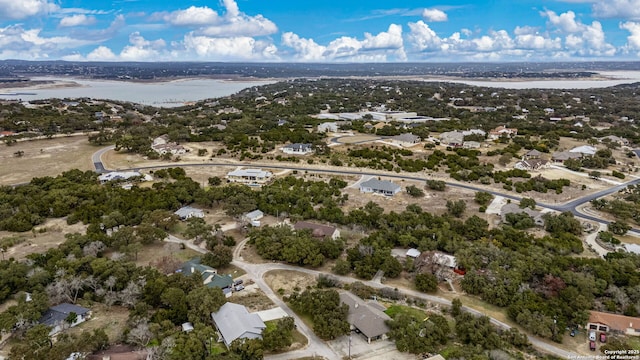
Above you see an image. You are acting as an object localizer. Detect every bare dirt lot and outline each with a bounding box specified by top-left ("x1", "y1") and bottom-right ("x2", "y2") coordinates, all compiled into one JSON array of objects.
[
  {"x1": 263, "y1": 270, "x2": 317, "y2": 298},
  {"x1": 1, "y1": 218, "x2": 87, "y2": 261},
  {"x1": 229, "y1": 289, "x2": 275, "y2": 312},
  {"x1": 0, "y1": 136, "x2": 96, "y2": 185}
]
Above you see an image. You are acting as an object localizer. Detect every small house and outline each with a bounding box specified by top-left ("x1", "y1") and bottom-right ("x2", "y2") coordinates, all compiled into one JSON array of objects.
[
  {"x1": 406, "y1": 248, "x2": 421, "y2": 258},
  {"x1": 243, "y1": 210, "x2": 264, "y2": 226},
  {"x1": 317, "y1": 122, "x2": 338, "y2": 133},
  {"x1": 488, "y1": 126, "x2": 518, "y2": 140},
  {"x1": 359, "y1": 179, "x2": 401, "y2": 196},
  {"x1": 39, "y1": 303, "x2": 91, "y2": 335},
  {"x1": 500, "y1": 203, "x2": 544, "y2": 227},
  {"x1": 551, "y1": 151, "x2": 582, "y2": 163}
]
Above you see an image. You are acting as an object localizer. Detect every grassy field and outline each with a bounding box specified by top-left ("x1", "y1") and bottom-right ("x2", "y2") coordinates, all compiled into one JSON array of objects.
[
  {"x1": 0, "y1": 136, "x2": 97, "y2": 185},
  {"x1": 384, "y1": 304, "x2": 427, "y2": 320}
]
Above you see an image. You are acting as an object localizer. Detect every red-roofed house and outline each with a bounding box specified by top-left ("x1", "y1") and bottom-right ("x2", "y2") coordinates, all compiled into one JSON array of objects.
[{"x1": 587, "y1": 311, "x2": 640, "y2": 336}]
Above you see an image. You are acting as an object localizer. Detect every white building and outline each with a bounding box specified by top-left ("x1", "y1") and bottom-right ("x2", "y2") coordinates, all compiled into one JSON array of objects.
[
  {"x1": 281, "y1": 143, "x2": 313, "y2": 155},
  {"x1": 226, "y1": 168, "x2": 273, "y2": 186},
  {"x1": 98, "y1": 171, "x2": 143, "y2": 183},
  {"x1": 359, "y1": 179, "x2": 401, "y2": 196},
  {"x1": 318, "y1": 122, "x2": 338, "y2": 133},
  {"x1": 174, "y1": 206, "x2": 205, "y2": 220}
]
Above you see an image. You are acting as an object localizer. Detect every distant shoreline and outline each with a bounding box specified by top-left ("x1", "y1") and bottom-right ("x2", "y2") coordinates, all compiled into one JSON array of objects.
[{"x1": 0, "y1": 72, "x2": 622, "y2": 92}]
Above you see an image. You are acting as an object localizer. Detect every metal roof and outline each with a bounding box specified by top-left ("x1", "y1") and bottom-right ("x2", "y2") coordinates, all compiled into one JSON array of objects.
[
  {"x1": 211, "y1": 303, "x2": 266, "y2": 347},
  {"x1": 360, "y1": 179, "x2": 401, "y2": 193}
]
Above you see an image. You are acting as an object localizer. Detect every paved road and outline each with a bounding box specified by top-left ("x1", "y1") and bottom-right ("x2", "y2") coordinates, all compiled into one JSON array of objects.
[
  {"x1": 93, "y1": 143, "x2": 640, "y2": 227},
  {"x1": 91, "y1": 145, "x2": 114, "y2": 173}
]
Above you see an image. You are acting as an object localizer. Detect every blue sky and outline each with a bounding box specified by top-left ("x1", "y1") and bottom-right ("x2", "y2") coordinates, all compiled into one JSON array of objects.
[{"x1": 2, "y1": 0, "x2": 640, "y2": 62}]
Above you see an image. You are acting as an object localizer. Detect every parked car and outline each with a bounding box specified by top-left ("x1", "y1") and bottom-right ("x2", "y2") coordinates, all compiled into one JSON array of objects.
[
  {"x1": 234, "y1": 285, "x2": 245, "y2": 291},
  {"x1": 589, "y1": 341, "x2": 596, "y2": 351},
  {"x1": 589, "y1": 331, "x2": 596, "y2": 341},
  {"x1": 599, "y1": 333, "x2": 606, "y2": 343},
  {"x1": 233, "y1": 279, "x2": 243, "y2": 286},
  {"x1": 570, "y1": 330, "x2": 576, "y2": 337}
]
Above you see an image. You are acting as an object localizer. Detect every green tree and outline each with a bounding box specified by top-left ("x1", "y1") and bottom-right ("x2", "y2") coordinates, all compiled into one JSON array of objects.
[
  {"x1": 230, "y1": 338, "x2": 264, "y2": 360},
  {"x1": 608, "y1": 221, "x2": 631, "y2": 236},
  {"x1": 446, "y1": 200, "x2": 466, "y2": 218},
  {"x1": 202, "y1": 245, "x2": 233, "y2": 268},
  {"x1": 519, "y1": 197, "x2": 536, "y2": 209},
  {"x1": 186, "y1": 286, "x2": 226, "y2": 325},
  {"x1": 415, "y1": 273, "x2": 438, "y2": 293},
  {"x1": 474, "y1": 191, "x2": 494, "y2": 206},
  {"x1": 406, "y1": 185, "x2": 425, "y2": 198},
  {"x1": 263, "y1": 317, "x2": 295, "y2": 351},
  {"x1": 426, "y1": 180, "x2": 446, "y2": 191}
]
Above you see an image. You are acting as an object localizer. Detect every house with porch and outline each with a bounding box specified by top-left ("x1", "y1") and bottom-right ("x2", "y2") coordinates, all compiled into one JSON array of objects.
[
  {"x1": 226, "y1": 168, "x2": 273, "y2": 186},
  {"x1": 359, "y1": 178, "x2": 401, "y2": 196},
  {"x1": 587, "y1": 311, "x2": 640, "y2": 336},
  {"x1": 281, "y1": 143, "x2": 313, "y2": 155},
  {"x1": 339, "y1": 292, "x2": 391, "y2": 343}
]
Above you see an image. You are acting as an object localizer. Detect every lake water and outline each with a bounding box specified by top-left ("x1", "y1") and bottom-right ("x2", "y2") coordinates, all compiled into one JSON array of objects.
[
  {"x1": 2, "y1": 70, "x2": 640, "y2": 107},
  {"x1": 0, "y1": 77, "x2": 275, "y2": 107}
]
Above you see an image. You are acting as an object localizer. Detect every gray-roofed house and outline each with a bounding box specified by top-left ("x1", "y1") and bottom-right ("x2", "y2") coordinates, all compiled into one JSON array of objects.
[
  {"x1": 551, "y1": 151, "x2": 582, "y2": 163},
  {"x1": 317, "y1": 122, "x2": 338, "y2": 133},
  {"x1": 39, "y1": 303, "x2": 91, "y2": 335},
  {"x1": 211, "y1": 303, "x2": 266, "y2": 347},
  {"x1": 390, "y1": 133, "x2": 421, "y2": 147},
  {"x1": 243, "y1": 210, "x2": 264, "y2": 225},
  {"x1": 174, "y1": 206, "x2": 205, "y2": 220},
  {"x1": 281, "y1": 143, "x2": 313, "y2": 155},
  {"x1": 524, "y1": 149, "x2": 542, "y2": 159},
  {"x1": 500, "y1": 203, "x2": 545, "y2": 227},
  {"x1": 569, "y1": 145, "x2": 597, "y2": 156},
  {"x1": 463, "y1": 141, "x2": 481, "y2": 149},
  {"x1": 339, "y1": 292, "x2": 391, "y2": 343},
  {"x1": 294, "y1": 221, "x2": 340, "y2": 240},
  {"x1": 359, "y1": 179, "x2": 401, "y2": 196},
  {"x1": 439, "y1": 131, "x2": 464, "y2": 146}
]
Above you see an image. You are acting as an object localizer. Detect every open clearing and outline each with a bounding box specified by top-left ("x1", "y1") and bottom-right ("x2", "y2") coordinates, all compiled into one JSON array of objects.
[
  {"x1": 1, "y1": 218, "x2": 87, "y2": 261},
  {"x1": 264, "y1": 270, "x2": 317, "y2": 297},
  {"x1": 0, "y1": 136, "x2": 96, "y2": 185}
]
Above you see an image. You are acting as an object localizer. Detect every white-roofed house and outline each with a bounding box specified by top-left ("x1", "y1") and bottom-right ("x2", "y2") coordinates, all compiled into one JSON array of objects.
[
  {"x1": 243, "y1": 210, "x2": 264, "y2": 227},
  {"x1": 281, "y1": 143, "x2": 313, "y2": 155},
  {"x1": 226, "y1": 168, "x2": 273, "y2": 186},
  {"x1": 390, "y1": 133, "x2": 421, "y2": 147},
  {"x1": 174, "y1": 206, "x2": 205, "y2": 220},
  {"x1": 211, "y1": 303, "x2": 266, "y2": 347},
  {"x1": 569, "y1": 145, "x2": 597, "y2": 157},
  {"x1": 98, "y1": 171, "x2": 143, "y2": 183},
  {"x1": 318, "y1": 122, "x2": 338, "y2": 133},
  {"x1": 359, "y1": 179, "x2": 401, "y2": 196}
]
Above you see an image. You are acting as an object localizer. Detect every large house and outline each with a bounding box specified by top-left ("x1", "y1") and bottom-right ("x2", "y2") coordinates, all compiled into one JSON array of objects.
[
  {"x1": 39, "y1": 303, "x2": 91, "y2": 335},
  {"x1": 359, "y1": 178, "x2": 401, "y2": 196},
  {"x1": 281, "y1": 143, "x2": 313, "y2": 155},
  {"x1": 294, "y1": 221, "x2": 340, "y2": 240},
  {"x1": 488, "y1": 126, "x2": 518, "y2": 140},
  {"x1": 569, "y1": 145, "x2": 597, "y2": 157},
  {"x1": 439, "y1": 131, "x2": 464, "y2": 146},
  {"x1": 226, "y1": 168, "x2": 273, "y2": 186},
  {"x1": 151, "y1": 135, "x2": 186, "y2": 155},
  {"x1": 212, "y1": 303, "x2": 266, "y2": 347},
  {"x1": 340, "y1": 292, "x2": 391, "y2": 343},
  {"x1": 587, "y1": 311, "x2": 640, "y2": 336},
  {"x1": 98, "y1": 171, "x2": 143, "y2": 183},
  {"x1": 390, "y1": 133, "x2": 421, "y2": 147},
  {"x1": 514, "y1": 159, "x2": 550, "y2": 171},
  {"x1": 317, "y1": 122, "x2": 338, "y2": 133},
  {"x1": 181, "y1": 259, "x2": 233, "y2": 293},
  {"x1": 174, "y1": 206, "x2": 205, "y2": 220},
  {"x1": 551, "y1": 151, "x2": 582, "y2": 163}
]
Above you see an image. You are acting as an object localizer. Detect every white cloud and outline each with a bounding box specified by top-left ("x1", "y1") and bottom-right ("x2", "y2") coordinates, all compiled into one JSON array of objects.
[
  {"x1": 282, "y1": 24, "x2": 406, "y2": 62},
  {"x1": 592, "y1": 0, "x2": 640, "y2": 19},
  {"x1": 199, "y1": 14, "x2": 277, "y2": 37},
  {"x1": 621, "y1": 21, "x2": 640, "y2": 52},
  {"x1": 407, "y1": 21, "x2": 442, "y2": 51},
  {"x1": 422, "y1": 8, "x2": 448, "y2": 22},
  {"x1": 0, "y1": 25, "x2": 93, "y2": 59},
  {"x1": 0, "y1": 0, "x2": 58, "y2": 20},
  {"x1": 542, "y1": 10, "x2": 616, "y2": 56},
  {"x1": 163, "y1": 6, "x2": 219, "y2": 26},
  {"x1": 59, "y1": 14, "x2": 96, "y2": 27},
  {"x1": 182, "y1": 33, "x2": 277, "y2": 60},
  {"x1": 86, "y1": 46, "x2": 117, "y2": 60}
]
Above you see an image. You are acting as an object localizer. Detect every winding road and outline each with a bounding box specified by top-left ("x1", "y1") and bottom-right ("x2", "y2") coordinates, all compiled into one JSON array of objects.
[{"x1": 99, "y1": 146, "x2": 634, "y2": 358}]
